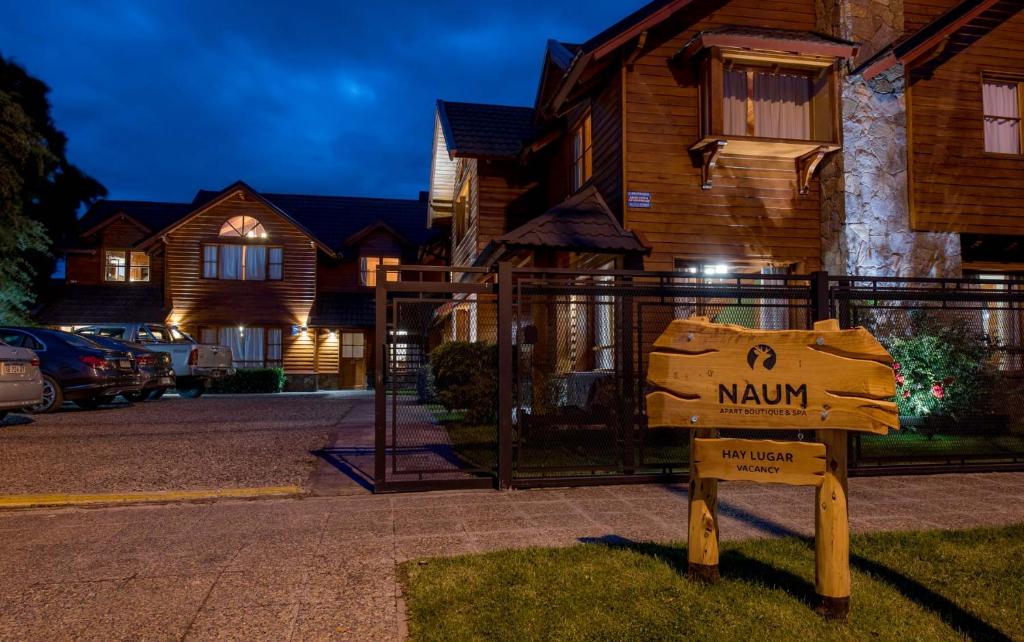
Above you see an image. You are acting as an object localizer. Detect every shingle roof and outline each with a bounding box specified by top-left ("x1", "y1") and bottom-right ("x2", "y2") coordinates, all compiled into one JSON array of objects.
[
  {"x1": 192, "y1": 189, "x2": 434, "y2": 251},
  {"x1": 78, "y1": 200, "x2": 194, "y2": 236},
  {"x1": 476, "y1": 187, "x2": 649, "y2": 266},
  {"x1": 35, "y1": 285, "x2": 168, "y2": 325},
  {"x1": 436, "y1": 100, "x2": 537, "y2": 159},
  {"x1": 308, "y1": 293, "x2": 375, "y2": 328}
]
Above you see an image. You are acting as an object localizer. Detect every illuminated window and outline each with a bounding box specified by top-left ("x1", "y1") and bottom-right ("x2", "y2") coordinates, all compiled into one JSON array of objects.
[
  {"x1": 361, "y1": 256, "x2": 400, "y2": 286},
  {"x1": 983, "y1": 77, "x2": 1022, "y2": 154},
  {"x1": 105, "y1": 250, "x2": 126, "y2": 282},
  {"x1": 129, "y1": 252, "x2": 150, "y2": 282},
  {"x1": 219, "y1": 216, "x2": 267, "y2": 239},
  {"x1": 571, "y1": 111, "x2": 593, "y2": 192},
  {"x1": 341, "y1": 332, "x2": 364, "y2": 359}
]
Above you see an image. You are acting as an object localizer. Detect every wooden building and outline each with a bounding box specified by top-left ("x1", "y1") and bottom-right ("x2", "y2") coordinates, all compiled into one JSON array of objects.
[
  {"x1": 38, "y1": 181, "x2": 436, "y2": 390},
  {"x1": 427, "y1": 0, "x2": 1024, "y2": 327}
]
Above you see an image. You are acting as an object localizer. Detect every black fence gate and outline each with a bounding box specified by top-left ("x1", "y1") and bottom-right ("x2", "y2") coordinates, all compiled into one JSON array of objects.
[{"x1": 374, "y1": 266, "x2": 1024, "y2": 492}]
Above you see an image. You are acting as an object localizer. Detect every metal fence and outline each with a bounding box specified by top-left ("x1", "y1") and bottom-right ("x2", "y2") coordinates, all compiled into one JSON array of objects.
[{"x1": 374, "y1": 266, "x2": 1024, "y2": 492}]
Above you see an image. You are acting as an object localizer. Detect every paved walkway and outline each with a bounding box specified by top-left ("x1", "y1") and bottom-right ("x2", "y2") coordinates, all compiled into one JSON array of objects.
[{"x1": 2, "y1": 396, "x2": 1023, "y2": 640}]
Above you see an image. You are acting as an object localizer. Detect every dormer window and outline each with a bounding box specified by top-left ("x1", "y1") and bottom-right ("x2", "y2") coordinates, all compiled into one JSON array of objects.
[
  {"x1": 677, "y1": 27, "x2": 856, "y2": 191},
  {"x1": 220, "y1": 215, "x2": 267, "y2": 239}
]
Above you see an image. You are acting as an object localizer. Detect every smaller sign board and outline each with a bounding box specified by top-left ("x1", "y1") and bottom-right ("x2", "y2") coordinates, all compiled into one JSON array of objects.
[
  {"x1": 627, "y1": 191, "x2": 652, "y2": 208},
  {"x1": 693, "y1": 438, "x2": 826, "y2": 486}
]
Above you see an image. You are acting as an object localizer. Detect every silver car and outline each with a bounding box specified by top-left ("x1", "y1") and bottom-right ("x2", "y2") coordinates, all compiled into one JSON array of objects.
[{"x1": 0, "y1": 338, "x2": 43, "y2": 422}]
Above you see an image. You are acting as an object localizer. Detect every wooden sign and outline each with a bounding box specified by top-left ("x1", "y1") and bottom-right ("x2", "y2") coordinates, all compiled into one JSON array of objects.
[
  {"x1": 693, "y1": 438, "x2": 826, "y2": 486},
  {"x1": 647, "y1": 317, "x2": 898, "y2": 434},
  {"x1": 651, "y1": 319, "x2": 899, "y2": 621}
]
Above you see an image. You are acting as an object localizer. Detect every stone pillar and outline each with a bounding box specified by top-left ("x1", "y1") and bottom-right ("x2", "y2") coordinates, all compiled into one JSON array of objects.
[{"x1": 816, "y1": 0, "x2": 961, "y2": 278}]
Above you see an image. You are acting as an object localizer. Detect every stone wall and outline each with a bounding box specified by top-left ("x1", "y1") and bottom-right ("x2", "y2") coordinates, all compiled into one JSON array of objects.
[{"x1": 816, "y1": 0, "x2": 962, "y2": 277}]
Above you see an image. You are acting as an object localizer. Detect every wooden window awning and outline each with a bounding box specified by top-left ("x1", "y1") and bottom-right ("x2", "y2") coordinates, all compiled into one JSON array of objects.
[{"x1": 676, "y1": 26, "x2": 859, "y2": 65}]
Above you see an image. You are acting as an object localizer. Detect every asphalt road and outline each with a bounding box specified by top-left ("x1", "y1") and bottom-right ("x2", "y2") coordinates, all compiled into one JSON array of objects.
[{"x1": 0, "y1": 393, "x2": 355, "y2": 495}]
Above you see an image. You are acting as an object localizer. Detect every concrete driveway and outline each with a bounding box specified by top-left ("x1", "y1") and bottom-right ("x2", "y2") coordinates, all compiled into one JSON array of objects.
[{"x1": 0, "y1": 392, "x2": 359, "y2": 499}]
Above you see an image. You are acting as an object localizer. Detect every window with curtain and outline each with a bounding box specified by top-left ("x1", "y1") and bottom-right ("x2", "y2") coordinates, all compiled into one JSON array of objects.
[
  {"x1": 267, "y1": 328, "x2": 283, "y2": 366},
  {"x1": 129, "y1": 252, "x2": 150, "y2": 282},
  {"x1": 361, "y1": 256, "x2": 400, "y2": 286},
  {"x1": 341, "y1": 332, "x2": 364, "y2": 359},
  {"x1": 217, "y1": 326, "x2": 266, "y2": 368},
  {"x1": 983, "y1": 78, "x2": 1022, "y2": 154},
  {"x1": 104, "y1": 250, "x2": 126, "y2": 282},
  {"x1": 723, "y1": 68, "x2": 812, "y2": 139},
  {"x1": 571, "y1": 111, "x2": 593, "y2": 192},
  {"x1": 201, "y1": 244, "x2": 282, "y2": 280}
]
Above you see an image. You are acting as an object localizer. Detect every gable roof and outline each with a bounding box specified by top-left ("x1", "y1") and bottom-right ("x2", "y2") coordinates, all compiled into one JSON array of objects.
[
  {"x1": 82, "y1": 181, "x2": 431, "y2": 255},
  {"x1": 435, "y1": 100, "x2": 537, "y2": 159},
  {"x1": 78, "y1": 200, "x2": 194, "y2": 238},
  {"x1": 475, "y1": 186, "x2": 649, "y2": 266},
  {"x1": 858, "y1": 0, "x2": 1012, "y2": 79}
]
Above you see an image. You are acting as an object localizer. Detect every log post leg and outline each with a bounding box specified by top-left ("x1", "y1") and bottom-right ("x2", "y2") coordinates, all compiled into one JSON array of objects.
[
  {"x1": 815, "y1": 430, "x2": 851, "y2": 619},
  {"x1": 688, "y1": 428, "x2": 719, "y2": 583}
]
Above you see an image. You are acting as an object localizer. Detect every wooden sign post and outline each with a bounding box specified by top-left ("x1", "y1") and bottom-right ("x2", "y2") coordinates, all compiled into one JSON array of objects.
[{"x1": 647, "y1": 317, "x2": 898, "y2": 619}]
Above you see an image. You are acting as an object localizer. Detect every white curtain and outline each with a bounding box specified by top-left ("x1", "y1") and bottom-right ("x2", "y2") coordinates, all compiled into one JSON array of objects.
[
  {"x1": 220, "y1": 327, "x2": 265, "y2": 367},
  {"x1": 219, "y1": 245, "x2": 242, "y2": 280},
  {"x1": 267, "y1": 328, "x2": 282, "y2": 364},
  {"x1": 218, "y1": 328, "x2": 244, "y2": 365},
  {"x1": 268, "y1": 248, "x2": 283, "y2": 280},
  {"x1": 595, "y1": 273, "x2": 614, "y2": 370},
  {"x1": 754, "y1": 72, "x2": 811, "y2": 140},
  {"x1": 723, "y1": 70, "x2": 748, "y2": 136},
  {"x1": 203, "y1": 245, "x2": 218, "y2": 279},
  {"x1": 983, "y1": 82, "x2": 1020, "y2": 154},
  {"x1": 245, "y1": 246, "x2": 266, "y2": 281}
]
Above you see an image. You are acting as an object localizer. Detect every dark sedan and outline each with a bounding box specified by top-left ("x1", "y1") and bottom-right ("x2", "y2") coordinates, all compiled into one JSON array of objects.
[
  {"x1": 83, "y1": 335, "x2": 175, "y2": 401},
  {"x1": 0, "y1": 327, "x2": 144, "y2": 413}
]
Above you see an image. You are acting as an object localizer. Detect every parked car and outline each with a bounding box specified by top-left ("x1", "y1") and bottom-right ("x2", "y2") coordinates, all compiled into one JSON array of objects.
[
  {"x1": 83, "y1": 335, "x2": 175, "y2": 402},
  {"x1": 0, "y1": 328, "x2": 143, "y2": 413},
  {"x1": 0, "y1": 338, "x2": 44, "y2": 422},
  {"x1": 76, "y1": 323, "x2": 234, "y2": 398}
]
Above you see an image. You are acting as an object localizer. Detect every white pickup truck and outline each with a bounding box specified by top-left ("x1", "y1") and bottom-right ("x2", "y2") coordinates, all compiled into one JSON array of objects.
[{"x1": 76, "y1": 323, "x2": 234, "y2": 398}]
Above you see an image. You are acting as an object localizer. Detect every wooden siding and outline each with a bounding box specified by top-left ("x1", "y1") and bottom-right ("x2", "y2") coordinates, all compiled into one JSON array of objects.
[
  {"x1": 315, "y1": 329, "x2": 340, "y2": 374},
  {"x1": 451, "y1": 159, "x2": 479, "y2": 267},
  {"x1": 164, "y1": 191, "x2": 317, "y2": 373},
  {"x1": 592, "y1": 72, "x2": 625, "y2": 219},
  {"x1": 908, "y1": 5, "x2": 1024, "y2": 234},
  {"x1": 623, "y1": 0, "x2": 822, "y2": 271},
  {"x1": 904, "y1": 0, "x2": 962, "y2": 34}
]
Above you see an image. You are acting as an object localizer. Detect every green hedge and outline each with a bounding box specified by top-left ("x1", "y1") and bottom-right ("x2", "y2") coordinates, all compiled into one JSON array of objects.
[{"x1": 208, "y1": 368, "x2": 286, "y2": 394}]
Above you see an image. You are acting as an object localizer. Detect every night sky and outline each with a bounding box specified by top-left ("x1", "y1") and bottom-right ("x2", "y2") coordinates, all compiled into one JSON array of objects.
[{"x1": 1, "y1": 1, "x2": 633, "y2": 204}]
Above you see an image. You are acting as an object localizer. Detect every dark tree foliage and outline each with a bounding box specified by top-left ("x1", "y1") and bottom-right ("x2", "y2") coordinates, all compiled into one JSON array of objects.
[{"x1": 0, "y1": 55, "x2": 105, "y2": 323}]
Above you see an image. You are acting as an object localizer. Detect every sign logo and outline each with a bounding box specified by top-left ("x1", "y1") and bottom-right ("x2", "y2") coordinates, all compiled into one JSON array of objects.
[{"x1": 746, "y1": 344, "x2": 777, "y2": 371}]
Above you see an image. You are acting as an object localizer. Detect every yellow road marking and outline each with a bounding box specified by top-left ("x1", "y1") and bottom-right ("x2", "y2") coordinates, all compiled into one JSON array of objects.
[{"x1": 0, "y1": 485, "x2": 304, "y2": 509}]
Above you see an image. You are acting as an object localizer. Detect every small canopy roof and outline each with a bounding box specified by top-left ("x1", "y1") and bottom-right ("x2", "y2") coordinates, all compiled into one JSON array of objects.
[{"x1": 475, "y1": 187, "x2": 650, "y2": 266}]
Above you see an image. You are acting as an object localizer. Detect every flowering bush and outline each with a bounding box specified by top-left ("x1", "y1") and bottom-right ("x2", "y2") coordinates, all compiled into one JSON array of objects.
[{"x1": 880, "y1": 312, "x2": 999, "y2": 418}]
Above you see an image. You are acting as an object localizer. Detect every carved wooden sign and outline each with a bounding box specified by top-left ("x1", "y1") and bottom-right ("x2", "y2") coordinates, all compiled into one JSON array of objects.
[
  {"x1": 693, "y1": 437, "x2": 826, "y2": 486},
  {"x1": 646, "y1": 317, "x2": 899, "y2": 434},
  {"x1": 647, "y1": 318, "x2": 900, "y2": 620}
]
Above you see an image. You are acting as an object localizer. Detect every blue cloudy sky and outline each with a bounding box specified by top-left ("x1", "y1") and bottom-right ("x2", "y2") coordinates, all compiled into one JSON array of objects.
[{"x1": 0, "y1": 1, "x2": 634, "y2": 203}]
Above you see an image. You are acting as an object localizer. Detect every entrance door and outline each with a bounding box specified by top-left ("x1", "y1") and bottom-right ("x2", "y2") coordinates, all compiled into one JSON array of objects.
[{"x1": 340, "y1": 331, "x2": 366, "y2": 388}]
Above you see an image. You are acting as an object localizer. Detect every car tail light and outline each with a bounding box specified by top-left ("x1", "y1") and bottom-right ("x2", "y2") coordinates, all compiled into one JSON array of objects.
[
  {"x1": 31, "y1": 357, "x2": 40, "y2": 367},
  {"x1": 136, "y1": 354, "x2": 155, "y2": 367},
  {"x1": 80, "y1": 355, "x2": 110, "y2": 369},
  {"x1": 188, "y1": 348, "x2": 199, "y2": 366}
]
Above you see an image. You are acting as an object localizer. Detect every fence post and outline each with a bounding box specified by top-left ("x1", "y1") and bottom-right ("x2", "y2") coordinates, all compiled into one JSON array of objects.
[
  {"x1": 374, "y1": 271, "x2": 387, "y2": 491},
  {"x1": 497, "y1": 261, "x2": 514, "y2": 489},
  {"x1": 811, "y1": 270, "x2": 830, "y2": 323}
]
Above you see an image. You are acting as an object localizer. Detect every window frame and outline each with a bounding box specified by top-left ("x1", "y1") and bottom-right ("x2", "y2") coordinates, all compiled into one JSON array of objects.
[
  {"x1": 197, "y1": 324, "x2": 283, "y2": 368},
  {"x1": 571, "y1": 110, "x2": 593, "y2": 193},
  {"x1": 981, "y1": 72, "x2": 1024, "y2": 158},
  {"x1": 360, "y1": 256, "x2": 401, "y2": 287},
  {"x1": 699, "y1": 47, "x2": 840, "y2": 149},
  {"x1": 104, "y1": 249, "x2": 127, "y2": 283},
  {"x1": 200, "y1": 242, "x2": 283, "y2": 281}
]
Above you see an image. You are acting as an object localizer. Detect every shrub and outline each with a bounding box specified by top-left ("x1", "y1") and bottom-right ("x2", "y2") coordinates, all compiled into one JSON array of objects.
[
  {"x1": 416, "y1": 365, "x2": 437, "y2": 404},
  {"x1": 868, "y1": 312, "x2": 1001, "y2": 419},
  {"x1": 428, "y1": 341, "x2": 497, "y2": 424},
  {"x1": 208, "y1": 368, "x2": 286, "y2": 394}
]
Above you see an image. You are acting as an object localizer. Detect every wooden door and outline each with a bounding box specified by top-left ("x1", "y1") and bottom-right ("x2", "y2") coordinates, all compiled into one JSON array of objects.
[{"x1": 340, "y1": 331, "x2": 366, "y2": 388}]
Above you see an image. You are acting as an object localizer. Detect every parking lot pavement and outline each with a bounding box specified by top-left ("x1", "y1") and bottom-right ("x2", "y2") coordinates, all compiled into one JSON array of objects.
[{"x1": 0, "y1": 393, "x2": 355, "y2": 496}]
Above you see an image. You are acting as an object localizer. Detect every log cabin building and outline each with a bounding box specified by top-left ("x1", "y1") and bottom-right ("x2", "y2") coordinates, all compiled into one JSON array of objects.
[
  {"x1": 38, "y1": 181, "x2": 438, "y2": 390},
  {"x1": 427, "y1": 0, "x2": 1024, "y2": 342}
]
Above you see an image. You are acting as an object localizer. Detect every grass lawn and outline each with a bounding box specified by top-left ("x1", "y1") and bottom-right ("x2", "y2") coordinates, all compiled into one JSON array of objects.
[{"x1": 401, "y1": 525, "x2": 1024, "y2": 642}]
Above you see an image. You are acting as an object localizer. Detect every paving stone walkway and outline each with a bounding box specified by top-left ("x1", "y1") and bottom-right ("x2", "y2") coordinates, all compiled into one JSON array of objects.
[{"x1": 2, "y1": 394, "x2": 1023, "y2": 640}]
